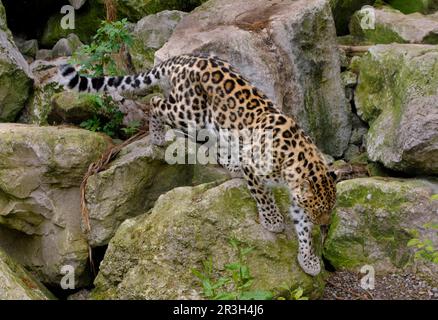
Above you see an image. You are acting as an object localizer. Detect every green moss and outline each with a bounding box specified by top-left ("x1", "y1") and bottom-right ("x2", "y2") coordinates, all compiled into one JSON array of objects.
[
  {"x1": 324, "y1": 178, "x2": 435, "y2": 272},
  {"x1": 431, "y1": 194, "x2": 438, "y2": 201},
  {"x1": 386, "y1": 0, "x2": 436, "y2": 14},
  {"x1": 0, "y1": 248, "x2": 56, "y2": 300}
]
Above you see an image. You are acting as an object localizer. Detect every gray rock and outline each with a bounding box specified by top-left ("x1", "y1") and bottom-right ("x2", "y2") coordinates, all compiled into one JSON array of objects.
[
  {"x1": 69, "y1": 0, "x2": 87, "y2": 10},
  {"x1": 14, "y1": 38, "x2": 39, "y2": 58},
  {"x1": 355, "y1": 44, "x2": 438, "y2": 174},
  {"x1": 130, "y1": 10, "x2": 187, "y2": 71},
  {"x1": 35, "y1": 49, "x2": 53, "y2": 61},
  {"x1": 92, "y1": 179, "x2": 326, "y2": 299},
  {"x1": 0, "y1": 21, "x2": 33, "y2": 122},
  {"x1": 0, "y1": 124, "x2": 113, "y2": 286},
  {"x1": 0, "y1": 247, "x2": 54, "y2": 300},
  {"x1": 156, "y1": 0, "x2": 351, "y2": 157},
  {"x1": 350, "y1": 7, "x2": 438, "y2": 44},
  {"x1": 85, "y1": 135, "x2": 195, "y2": 247},
  {"x1": 52, "y1": 34, "x2": 83, "y2": 58},
  {"x1": 324, "y1": 177, "x2": 438, "y2": 284}
]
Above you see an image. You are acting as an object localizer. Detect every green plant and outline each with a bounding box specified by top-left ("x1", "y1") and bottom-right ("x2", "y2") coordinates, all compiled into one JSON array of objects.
[
  {"x1": 72, "y1": 18, "x2": 133, "y2": 77},
  {"x1": 192, "y1": 239, "x2": 273, "y2": 300},
  {"x1": 408, "y1": 222, "x2": 438, "y2": 264},
  {"x1": 80, "y1": 94, "x2": 124, "y2": 138},
  {"x1": 121, "y1": 120, "x2": 141, "y2": 137},
  {"x1": 275, "y1": 284, "x2": 309, "y2": 300}
]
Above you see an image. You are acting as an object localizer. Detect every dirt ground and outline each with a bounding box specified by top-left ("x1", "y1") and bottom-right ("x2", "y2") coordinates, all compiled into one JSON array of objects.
[{"x1": 322, "y1": 271, "x2": 438, "y2": 300}]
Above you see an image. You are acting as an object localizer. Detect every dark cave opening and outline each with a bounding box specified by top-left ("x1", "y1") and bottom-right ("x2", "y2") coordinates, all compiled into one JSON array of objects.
[{"x1": 2, "y1": 0, "x2": 71, "y2": 40}]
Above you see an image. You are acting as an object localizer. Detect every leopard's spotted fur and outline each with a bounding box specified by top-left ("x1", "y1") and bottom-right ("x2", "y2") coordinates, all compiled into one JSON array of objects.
[{"x1": 59, "y1": 54, "x2": 337, "y2": 276}]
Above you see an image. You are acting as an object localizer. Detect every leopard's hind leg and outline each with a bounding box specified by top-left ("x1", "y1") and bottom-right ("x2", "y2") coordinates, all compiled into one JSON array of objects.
[{"x1": 149, "y1": 96, "x2": 168, "y2": 146}]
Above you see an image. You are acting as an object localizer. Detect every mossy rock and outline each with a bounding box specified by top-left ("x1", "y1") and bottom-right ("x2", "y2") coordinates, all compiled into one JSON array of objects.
[
  {"x1": 324, "y1": 177, "x2": 438, "y2": 283},
  {"x1": 0, "y1": 24, "x2": 33, "y2": 122},
  {"x1": 0, "y1": 247, "x2": 55, "y2": 300},
  {"x1": 350, "y1": 6, "x2": 438, "y2": 44},
  {"x1": 49, "y1": 91, "x2": 101, "y2": 124},
  {"x1": 329, "y1": 0, "x2": 376, "y2": 35},
  {"x1": 0, "y1": 123, "x2": 113, "y2": 286},
  {"x1": 354, "y1": 44, "x2": 438, "y2": 174},
  {"x1": 40, "y1": 1, "x2": 105, "y2": 48},
  {"x1": 385, "y1": 0, "x2": 438, "y2": 14},
  {"x1": 92, "y1": 179, "x2": 327, "y2": 300}
]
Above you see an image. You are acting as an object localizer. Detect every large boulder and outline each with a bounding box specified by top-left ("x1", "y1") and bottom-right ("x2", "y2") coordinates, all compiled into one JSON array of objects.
[
  {"x1": 354, "y1": 44, "x2": 438, "y2": 175},
  {"x1": 85, "y1": 136, "x2": 195, "y2": 247},
  {"x1": 104, "y1": 0, "x2": 205, "y2": 22},
  {"x1": 324, "y1": 177, "x2": 438, "y2": 284},
  {"x1": 0, "y1": 5, "x2": 33, "y2": 122},
  {"x1": 130, "y1": 10, "x2": 187, "y2": 72},
  {"x1": 0, "y1": 124, "x2": 112, "y2": 286},
  {"x1": 0, "y1": 247, "x2": 55, "y2": 300},
  {"x1": 350, "y1": 7, "x2": 438, "y2": 44},
  {"x1": 329, "y1": 0, "x2": 375, "y2": 35},
  {"x1": 92, "y1": 179, "x2": 326, "y2": 300},
  {"x1": 156, "y1": 0, "x2": 351, "y2": 158}
]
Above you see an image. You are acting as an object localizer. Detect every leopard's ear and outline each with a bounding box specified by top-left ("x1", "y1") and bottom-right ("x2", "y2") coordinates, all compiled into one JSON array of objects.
[{"x1": 328, "y1": 170, "x2": 338, "y2": 182}]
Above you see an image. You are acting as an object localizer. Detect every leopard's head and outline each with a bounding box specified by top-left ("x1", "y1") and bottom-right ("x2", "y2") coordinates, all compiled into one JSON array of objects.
[{"x1": 296, "y1": 169, "x2": 337, "y2": 227}]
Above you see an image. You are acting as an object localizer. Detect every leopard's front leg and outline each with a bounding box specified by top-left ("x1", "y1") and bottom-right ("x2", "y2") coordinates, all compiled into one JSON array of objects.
[
  {"x1": 290, "y1": 204, "x2": 321, "y2": 276},
  {"x1": 242, "y1": 166, "x2": 285, "y2": 233}
]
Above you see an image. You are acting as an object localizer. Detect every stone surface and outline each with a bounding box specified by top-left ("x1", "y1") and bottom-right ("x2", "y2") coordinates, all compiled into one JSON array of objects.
[
  {"x1": 18, "y1": 57, "x2": 67, "y2": 125},
  {"x1": 85, "y1": 135, "x2": 194, "y2": 247},
  {"x1": 69, "y1": 0, "x2": 87, "y2": 10},
  {"x1": 0, "y1": 247, "x2": 54, "y2": 300},
  {"x1": 105, "y1": 0, "x2": 205, "y2": 22},
  {"x1": 92, "y1": 179, "x2": 326, "y2": 300},
  {"x1": 35, "y1": 49, "x2": 53, "y2": 61},
  {"x1": 49, "y1": 91, "x2": 99, "y2": 125},
  {"x1": 329, "y1": 0, "x2": 375, "y2": 35},
  {"x1": 324, "y1": 177, "x2": 438, "y2": 283},
  {"x1": 52, "y1": 34, "x2": 83, "y2": 58},
  {"x1": 354, "y1": 44, "x2": 438, "y2": 174},
  {"x1": 14, "y1": 38, "x2": 39, "y2": 58},
  {"x1": 130, "y1": 10, "x2": 187, "y2": 72},
  {"x1": 350, "y1": 7, "x2": 438, "y2": 44},
  {"x1": 0, "y1": 124, "x2": 112, "y2": 286},
  {"x1": 0, "y1": 17, "x2": 33, "y2": 122},
  {"x1": 156, "y1": 0, "x2": 351, "y2": 157}
]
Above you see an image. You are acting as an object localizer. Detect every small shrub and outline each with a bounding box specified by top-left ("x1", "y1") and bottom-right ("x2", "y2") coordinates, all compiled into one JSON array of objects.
[{"x1": 408, "y1": 222, "x2": 438, "y2": 264}]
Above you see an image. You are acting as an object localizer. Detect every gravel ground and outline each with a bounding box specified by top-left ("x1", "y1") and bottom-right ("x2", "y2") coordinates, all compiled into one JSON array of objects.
[{"x1": 323, "y1": 271, "x2": 438, "y2": 300}]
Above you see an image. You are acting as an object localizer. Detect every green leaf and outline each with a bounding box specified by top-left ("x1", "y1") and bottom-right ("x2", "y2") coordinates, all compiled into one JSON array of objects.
[{"x1": 407, "y1": 239, "x2": 421, "y2": 247}]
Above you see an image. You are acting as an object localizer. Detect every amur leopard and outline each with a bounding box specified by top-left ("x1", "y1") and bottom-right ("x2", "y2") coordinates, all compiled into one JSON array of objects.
[{"x1": 59, "y1": 54, "x2": 337, "y2": 276}]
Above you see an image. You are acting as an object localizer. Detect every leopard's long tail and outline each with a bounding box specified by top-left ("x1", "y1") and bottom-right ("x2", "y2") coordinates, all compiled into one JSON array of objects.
[{"x1": 58, "y1": 63, "x2": 165, "y2": 94}]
